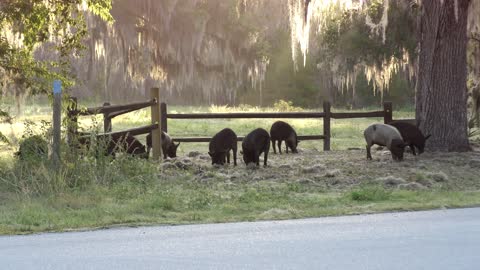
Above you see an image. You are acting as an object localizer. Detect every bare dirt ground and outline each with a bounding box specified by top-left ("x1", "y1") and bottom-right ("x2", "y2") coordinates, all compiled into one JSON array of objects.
[{"x1": 160, "y1": 145, "x2": 480, "y2": 192}]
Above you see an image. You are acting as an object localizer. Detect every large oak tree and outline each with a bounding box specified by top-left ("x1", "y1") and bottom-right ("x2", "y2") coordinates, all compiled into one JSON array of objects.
[
  {"x1": 299, "y1": 0, "x2": 475, "y2": 152},
  {"x1": 416, "y1": 0, "x2": 472, "y2": 151}
]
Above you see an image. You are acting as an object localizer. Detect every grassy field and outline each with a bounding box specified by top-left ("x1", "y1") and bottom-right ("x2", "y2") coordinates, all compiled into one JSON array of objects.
[{"x1": 1, "y1": 97, "x2": 480, "y2": 235}]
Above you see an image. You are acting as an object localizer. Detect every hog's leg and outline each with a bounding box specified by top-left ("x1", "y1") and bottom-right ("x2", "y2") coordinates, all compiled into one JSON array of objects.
[
  {"x1": 264, "y1": 139, "x2": 270, "y2": 166},
  {"x1": 233, "y1": 147, "x2": 237, "y2": 166},
  {"x1": 272, "y1": 140, "x2": 277, "y2": 154},
  {"x1": 410, "y1": 144, "x2": 416, "y2": 156},
  {"x1": 366, "y1": 143, "x2": 372, "y2": 160},
  {"x1": 263, "y1": 150, "x2": 269, "y2": 167},
  {"x1": 278, "y1": 140, "x2": 282, "y2": 154}
]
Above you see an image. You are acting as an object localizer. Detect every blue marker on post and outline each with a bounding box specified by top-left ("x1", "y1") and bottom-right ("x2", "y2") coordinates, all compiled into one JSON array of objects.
[{"x1": 53, "y1": 80, "x2": 62, "y2": 94}]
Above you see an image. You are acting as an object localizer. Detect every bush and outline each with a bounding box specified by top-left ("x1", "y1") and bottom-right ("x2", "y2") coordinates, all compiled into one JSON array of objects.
[
  {"x1": 0, "y1": 151, "x2": 158, "y2": 195},
  {"x1": 0, "y1": 110, "x2": 12, "y2": 144},
  {"x1": 273, "y1": 100, "x2": 302, "y2": 112},
  {"x1": 16, "y1": 135, "x2": 48, "y2": 162}
]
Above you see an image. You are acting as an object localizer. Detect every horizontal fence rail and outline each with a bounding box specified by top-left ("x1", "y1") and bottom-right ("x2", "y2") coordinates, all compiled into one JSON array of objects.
[
  {"x1": 70, "y1": 99, "x2": 157, "y2": 116},
  {"x1": 331, "y1": 111, "x2": 384, "y2": 119},
  {"x1": 390, "y1": 118, "x2": 416, "y2": 125},
  {"x1": 167, "y1": 111, "x2": 390, "y2": 120},
  {"x1": 78, "y1": 124, "x2": 158, "y2": 139},
  {"x1": 173, "y1": 135, "x2": 325, "y2": 143},
  {"x1": 166, "y1": 112, "x2": 325, "y2": 119}
]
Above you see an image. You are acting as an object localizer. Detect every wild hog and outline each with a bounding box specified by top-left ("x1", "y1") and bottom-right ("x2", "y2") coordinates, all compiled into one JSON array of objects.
[
  {"x1": 388, "y1": 121, "x2": 431, "y2": 155},
  {"x1": 208, "y1": 128, "x2": 238, "y2": 166},
  {"x1": 270, "y1": 121, "x2": 299, "y2": 154},
  {"x1": 242, "y1": 128, "x2": 270, "y2": 166},
  {"x1": 364, "y1": 123, "x2": 407, "y2": 161},
  {"x1": 146, "y1": 131, "x2": 180, "y2": 159},
  {"x1": 107, "y1": 134, "x2": 147, "y2": 158}
]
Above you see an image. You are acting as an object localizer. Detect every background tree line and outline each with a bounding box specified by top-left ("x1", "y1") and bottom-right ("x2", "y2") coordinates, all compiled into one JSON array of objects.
[
  {"x1": 1, "y1": 0, "x2": 419, "y2": 109},
  {"x1": 2, "y1": 1, "x2": 478, "y2": 110},
  {"x1": 1, "y1": 0, "x2": 479, "y2": 150}
]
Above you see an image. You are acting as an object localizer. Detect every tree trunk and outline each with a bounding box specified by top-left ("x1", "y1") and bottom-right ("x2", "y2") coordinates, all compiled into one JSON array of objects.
[{"x1": 416, "y1": 0, "x2": 471, "y2": 152}]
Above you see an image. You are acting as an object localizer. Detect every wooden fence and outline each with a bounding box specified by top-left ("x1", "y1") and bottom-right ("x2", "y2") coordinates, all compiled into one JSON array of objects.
[
  {"x1": 67, "y1": 88, "x2": 164, "y2": 160},
  {"x1": 159, "y1": 101, "x2": 395, "y2": 151},
  {"x1": 68, "y1": 87, "x2": 406, "y2": 156}
]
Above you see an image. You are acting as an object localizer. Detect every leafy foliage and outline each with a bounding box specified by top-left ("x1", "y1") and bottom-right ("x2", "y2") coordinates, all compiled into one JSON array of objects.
[
  {"x1": 0, "y1": 107, "x2": 13, "y2": 144},
  {"x1": 15, "y1": 135, "x2": 48, "y2": 162},
  {"x1": 0, "y1": 0, "x2": 112, "y2": 143},
  {"x1": 0, "y1": 0, "x2": 112, "y2": 92},
  {"x1": 317, "y1": 1, "x2": 417, "y2": 77}
]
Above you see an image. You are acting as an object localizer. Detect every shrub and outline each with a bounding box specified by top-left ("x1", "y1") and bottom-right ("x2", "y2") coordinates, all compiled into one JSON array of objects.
[
  {"x1": 1, "y1": 149, "x2": 157, "y2": 195},
  {"x1": 273, "y1": 100, "x2": 302, "y2": 112},
  {"x1": 16, "y1": 135, "x2": 48, "y2": 162}
]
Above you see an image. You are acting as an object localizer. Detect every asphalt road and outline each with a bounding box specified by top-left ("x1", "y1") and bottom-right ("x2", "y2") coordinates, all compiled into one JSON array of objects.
[{"x1": 1, "y1": 208, "x2": 480, "y2": 270}]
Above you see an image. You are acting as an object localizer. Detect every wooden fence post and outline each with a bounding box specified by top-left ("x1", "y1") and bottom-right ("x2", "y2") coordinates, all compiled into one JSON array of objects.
[
  {"x1": 103, "y1": 102, "x2": 112, "y2": 133},
  {"x1": 383, "y1": 101, "x2": 393, "y2": 124},
  {"x1": 150, "y1": 87, "x2": 162, "y2": 160},
  {"x1": 67, "y1": 97, "x2": 78, "y2": 146},
  {"x1": 323, "y1": 101, "x2": 331, "y2": 151},
  {"x1": 52, "y1": 80, "x2": 62, "y2": 167},
  {"x1": 161, "y1": 102, "x2": 167, "y2": 133}
]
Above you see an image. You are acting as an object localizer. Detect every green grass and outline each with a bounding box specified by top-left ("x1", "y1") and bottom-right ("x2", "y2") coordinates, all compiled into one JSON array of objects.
[
  {"x1": 2, "y1": 179, "x2": 479, "y2": 234},
  {"x1": 349, "y1": 186, "x2": 392, "y2": 202},
  {"x1": 1, "y1": 97, "x2": 480, "y2": 235}
]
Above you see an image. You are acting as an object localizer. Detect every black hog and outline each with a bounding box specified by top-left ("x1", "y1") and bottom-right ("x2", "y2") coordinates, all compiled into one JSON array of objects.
[
  {"x1": 208, "y1": 128, "x2": 238, "y2": 166},
  {"x1": 146, "y1": 131, "x2": 180, "y2": 159},
  {"x1": 388, "y1": 121, "x2": 431, "y2": 155},
  {"x1": 270, "y1": 121, "x2": 299, "y2": 154},
  {"x1": 107, "y1": 134, "x2": 147, "y2": 158},
  {"x1": 364, "y1": 123, "x2": 407, "y2": 161},
  {"x1": 242, "y1": 128, "x2": 270, "y2": 166}
]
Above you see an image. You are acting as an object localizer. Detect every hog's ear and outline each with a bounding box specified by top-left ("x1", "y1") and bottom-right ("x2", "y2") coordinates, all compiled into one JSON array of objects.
[
  {"x1": 175, "y1": 142, "x2": 180, "y2": 148},
  {"x1": 208, "y1": 152, "x2": 213, "y2": 157},
  {"x1": 425, "y1": 135, "x2": 431, "y2": 141}
]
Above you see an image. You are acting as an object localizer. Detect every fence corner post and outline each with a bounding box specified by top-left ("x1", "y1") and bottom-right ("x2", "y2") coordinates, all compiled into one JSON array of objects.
[
  {"x1": 323, "y1": 101, "x2": 331, "y2": 151},
  {"x1": 150, "y1": 87, "x2": 162, "y2": 160},
  {"x1": 160, "y1": 102, "x2": 167, "y2": 133},
  {"x1": 103, "y1": 102, "x2": 112, "y2": 133},
  {"x1": 383, "y1": 101, "x2": 393, "y2": 124}
]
